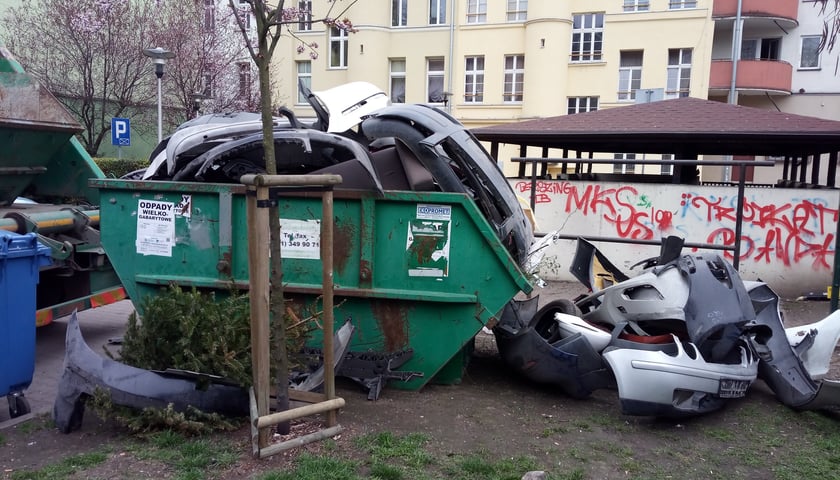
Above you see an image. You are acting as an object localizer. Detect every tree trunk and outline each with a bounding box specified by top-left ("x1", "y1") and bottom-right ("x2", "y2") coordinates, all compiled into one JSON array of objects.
[{"x1": 256, "y1": 40, "x2": 290, "y2": 435}]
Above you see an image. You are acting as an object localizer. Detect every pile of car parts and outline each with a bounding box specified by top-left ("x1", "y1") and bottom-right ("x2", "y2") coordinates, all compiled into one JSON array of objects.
[{"x1": 495, "y1": 236, "x2": 840, "y2": 417}]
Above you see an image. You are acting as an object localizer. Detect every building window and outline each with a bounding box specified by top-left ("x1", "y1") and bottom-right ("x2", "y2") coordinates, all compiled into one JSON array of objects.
[
  {"x1": 392, "y1": 0, "x2": 408, "y2": 27},
  {"x1": 296, "y1": 61, "x2": 311, "y2": 104},
  {"x1": 660, "y1": 154, "x2": 674, "y2": 176},
  {"x1": 666, "y1": 48, "x2": 691, "y2": 99},
  {"x1": 390, "y1": 59, "x2": 406, "y2": 103},
  {"x1": 202, "y1": 72, "x2": 213, "y2": 98},
  {"x1": 329, "y1": 27, "x2": 348, "y2": 68},
  {"x1": 427, "y1": 58, "x2": 445, "y2": 103},
  {"x1": 571, "y1": 13, "x2": 604, "y2": 62},
  {"x1": 298, "y1": 1, "x2": 312, "y2": 31},
  {"x1": 800, "y1": 35, "x2": 821, "y2": 69},
  {"x1": 237, "y1": 62, "x2": 252, "y2": 99},
  {"x1": 613, "y1": 153, "x2": 636, "y2": 174},
  {"x1": 618, "y1": 50, "x2": 643, "y2": 101},
  {"x1": 467, "y1": 0, "x2": 487, "y2": 24},
  {"x1": 507, "y1": 0, "x2": 527, "y2": 21},
  {"x1": 567, "y1": 97, "x2": 598, "y2": 114},
  {"x1": 503, "y1": 55, "x2": 525, "y2": 103},
  {"x1": 430, "y1": 0, "x2": 446, "y2": 25},
  {"x1": 669, "y1": 0, "x2": 696, "y2": 9},
  {"x1": 204, "y1": 0, "x2": 215, "y2": 31},
  {"x1": 741, "y1": 38, "x2": 781, "y2": 60},
  {"x1": 623, "y1": 0, "x2": 649, "y2": 12},
  {"x1": 464, "y1": 56, "x2": 484, "y2": 103}
]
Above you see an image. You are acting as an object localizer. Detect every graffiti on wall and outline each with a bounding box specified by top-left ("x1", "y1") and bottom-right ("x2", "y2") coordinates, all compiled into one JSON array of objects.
[{"x1": 514, "y1": 180, "x2": 839, "y2": 270}]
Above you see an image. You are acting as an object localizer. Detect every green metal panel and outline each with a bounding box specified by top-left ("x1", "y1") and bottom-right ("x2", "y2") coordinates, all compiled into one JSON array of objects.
[
  {"x1": 0, "y1": 47, "x2": 104, "y2": 206},
  {"x1": 92, "y1": 178, "x2": 532, "y2": 389}
]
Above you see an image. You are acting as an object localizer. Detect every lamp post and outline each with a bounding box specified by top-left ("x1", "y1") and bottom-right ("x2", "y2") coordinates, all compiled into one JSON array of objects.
[
  {"x1": 190, "y1": 93, "x2": 210, "y2": 119},
  {"x1": 143, "y1": 47, "x2": 176, "y2": 143}
]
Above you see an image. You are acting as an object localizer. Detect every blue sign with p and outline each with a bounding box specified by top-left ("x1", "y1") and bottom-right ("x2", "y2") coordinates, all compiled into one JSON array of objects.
[{"x1": 111, "y1": 117, "x2": 131, "y2": 146}]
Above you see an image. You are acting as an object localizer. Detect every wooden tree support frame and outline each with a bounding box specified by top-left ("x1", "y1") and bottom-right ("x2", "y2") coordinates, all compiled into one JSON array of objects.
[{"x1": 241, "y1": 173, "x2": 344, "y2": 459}]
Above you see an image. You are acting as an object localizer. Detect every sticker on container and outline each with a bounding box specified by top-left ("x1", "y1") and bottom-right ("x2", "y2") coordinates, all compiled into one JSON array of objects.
[
  {"x1": 136, "y1": 199, "x2": 175, "y2": 256},
  {"x1": 175, "y1": 194, "x2": 192, "y2": 218},
  {"x1": 407, "y1": 204, "x2": 451, "y2": 278},
  {"x1": 280, "y1": 218, "x2": 321, "y2": 259}
]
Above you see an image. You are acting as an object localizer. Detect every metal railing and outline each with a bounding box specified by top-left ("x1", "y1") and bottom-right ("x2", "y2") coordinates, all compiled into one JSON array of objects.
[{"x1": 511, "y1": 157, "x2": 774, "y2": 270}]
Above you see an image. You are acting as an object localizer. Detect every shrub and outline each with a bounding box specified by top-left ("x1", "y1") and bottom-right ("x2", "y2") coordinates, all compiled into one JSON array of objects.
[
  {"x1": 119, "y1": 285, "x2": 254, "y2": 386},
  {"x1": 94, "y1": 157, "x2": 148, "y2": 178}
]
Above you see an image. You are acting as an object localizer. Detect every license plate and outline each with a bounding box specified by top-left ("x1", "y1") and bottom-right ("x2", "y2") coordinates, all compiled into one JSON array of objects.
[{"x1": 718, "y1": 378, "x2": 750, "y2": 398}]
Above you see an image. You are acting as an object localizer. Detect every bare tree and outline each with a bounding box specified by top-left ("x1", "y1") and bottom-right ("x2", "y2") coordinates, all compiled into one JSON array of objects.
[
  {"x1": 3, "y1": 0, "x2": 157, "y2": 155},
  {"x1": 152, "y1": 1, "x2": 265, "y2": 121},
  {"x1": 2, "y1": 0, "x2": 264, "y2": 156},
  {"x1": 812, "y1": 1, "x2": 840, "y2": 52},
  {"x1": 228, "y1": 0, "x2": 358, "y2": 434}
]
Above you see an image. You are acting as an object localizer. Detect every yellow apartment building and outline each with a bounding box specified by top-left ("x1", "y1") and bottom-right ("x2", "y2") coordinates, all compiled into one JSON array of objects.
[{"x1": 281, "y1": 0, "x2": 714, "y2": 174}]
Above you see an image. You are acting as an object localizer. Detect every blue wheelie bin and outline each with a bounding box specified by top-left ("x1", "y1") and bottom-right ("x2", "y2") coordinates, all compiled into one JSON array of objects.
[{"x1": 0, "y1": 231, "x2": 51, "y2": 418}]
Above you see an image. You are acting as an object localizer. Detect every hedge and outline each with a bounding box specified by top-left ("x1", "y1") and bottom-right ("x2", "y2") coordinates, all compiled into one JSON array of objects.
[{"x1": 95, "y1": 157, "x2": 149, "y2": 178}]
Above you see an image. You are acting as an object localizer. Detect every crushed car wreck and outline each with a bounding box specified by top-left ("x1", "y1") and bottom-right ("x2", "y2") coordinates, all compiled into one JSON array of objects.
[{"x1": 496, "y1": 236, "x2": 840, "y2": 417}]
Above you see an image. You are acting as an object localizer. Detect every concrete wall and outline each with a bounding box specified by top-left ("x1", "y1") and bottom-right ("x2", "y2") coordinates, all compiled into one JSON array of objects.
[{"x1": 513, "y1": 178, "x2": 838, "y2": 298}]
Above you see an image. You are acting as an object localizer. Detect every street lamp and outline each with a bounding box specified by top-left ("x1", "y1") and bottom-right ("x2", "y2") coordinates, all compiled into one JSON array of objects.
[
  {"x1": 190, "y1": 93, "x2": 210, "y2": 119},
  {"x1": 143, "y1": 47, "x2": 176, "y2": 143}
]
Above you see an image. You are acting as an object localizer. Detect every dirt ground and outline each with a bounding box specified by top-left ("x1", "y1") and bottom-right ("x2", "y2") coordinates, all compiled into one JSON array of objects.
[{"x1": 2, "y1": 282, "x2": 839, "y2": 479}]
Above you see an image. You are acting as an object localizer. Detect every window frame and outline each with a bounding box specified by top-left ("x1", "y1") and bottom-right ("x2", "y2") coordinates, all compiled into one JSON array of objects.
[
  {"x1": 668, "y1": 0, "x2": 697, "y2": 9},
  {"x1": 623, "y1": 0, "x2": 650, "y2": 12},
  {"x1": 390, "y1": 58, "x2": 407, "y2": 103},
  {"x1": 202, "y1": 72, "x2": 214, "y2": 98},
  {"x1": 800, "y1": 35, "x2": 822, "y2": 70},
  {"x1": 464, "y1": 55, "x2": 485, "y2": 103},
  {"x1": 503, "y1": 54, "x2": 525, "y2": 103},
  {"x1": 571, "y1": 13, "x2": 604, "y2": 62},
  {"x1": 329, "y1": 27, "x2": 349, "y2": 69},
  {"x1": 426, "y1": 57, "x2": 446, "y2": 104},
  {"x1": 298, "y1": 0, "x2": 312, "y2": 31},
  {"x1": 237, "y1": 62, "x2": 252, "y2": 99},
  {"x1": 296, "y1": 60, "x2": 312, "y2": 104},
  {"x1": 430, "y1": 0, "x2": 447, "y2": 25},
  {"x1": 467, "y1": 0, "x2": 487, "y2": 24},
  {"x1": 392, "y1": 0, "x2": 408, "y2": 27},
  {"x1": 742, "y1": 37, "x2": 782, "y2": 60},
  {"x1": 507, "y1": 0, "x2": 527, "y2": 21},
  {"x1": 660, "y1": 154, "x2": 674, "y2": 176},
  {"x1": 665, "y1": 48, "x2": 691, "y2": 99},
  {"x1": 613, "y1": 153, "x2": 637, "y2": 174},
  {"x1": 567, "y1": 96, "x2": 599, "y2": 114},
  {"x1": 618, "y1": 50, "x2": 643, "y2": 102},
  {"x1": 204, "y1": 0, "x2": 215, "y2": 32}
]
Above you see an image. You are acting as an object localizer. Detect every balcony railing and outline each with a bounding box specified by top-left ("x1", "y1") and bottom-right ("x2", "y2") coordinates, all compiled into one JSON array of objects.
[
  {"x1": 713, "y1": 0, "x2": 798, "y2": 23},
  {"x1": 709, "y1": 59, "x2": 792, "y2": 94}
]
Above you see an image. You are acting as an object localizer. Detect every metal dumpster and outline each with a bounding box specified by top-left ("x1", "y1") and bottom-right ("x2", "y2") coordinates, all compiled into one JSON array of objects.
[
  {"x1": 0, "y1": 46, "x2": 125, "y2": 327},
  {"x1": 0, "y1": 231, "x2": 52, "y2": 417},
  {"x1": 91, "y1": 179, "x2": 532, "y2": 389}
]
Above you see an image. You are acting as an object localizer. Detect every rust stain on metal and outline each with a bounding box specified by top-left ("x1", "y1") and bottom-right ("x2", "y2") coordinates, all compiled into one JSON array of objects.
[
  {"x1": 216, "y1": 251, "x2": 232, "y2": 276},
  {"x1": 333, "y1": 220, "x2": 355, "y2": 274},
  {"x1": 408, "y1": 235, "x2": 439, "y2": 264},
  {"x1": 371, "y1": 300, "x2": 409, "y2": 352}
]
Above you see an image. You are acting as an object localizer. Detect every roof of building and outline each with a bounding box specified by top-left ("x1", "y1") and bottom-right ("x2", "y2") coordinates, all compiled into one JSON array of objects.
[{"x1": 472, "y1": 97, "x2": 840, "y2": 157}]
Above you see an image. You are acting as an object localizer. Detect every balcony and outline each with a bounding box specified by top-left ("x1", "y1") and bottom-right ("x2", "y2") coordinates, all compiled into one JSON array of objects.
[
  {"x1": 713, "y1": 0, "x2": 798, "y2": 25},
  {"x1": 709, "y1": 59, "x2": 792, "y2": 95}
]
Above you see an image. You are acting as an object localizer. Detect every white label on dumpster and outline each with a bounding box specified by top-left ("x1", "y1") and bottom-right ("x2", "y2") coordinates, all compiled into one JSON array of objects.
[
  {"x1": 407, "y1": 204, "x2": 451, "y2": 278},
  {"x1": 416, "y1": 204, "x2": 451, "y2": 221},
  {"x1": 280, "y1": 218, "x2": 321, "y2": 259},
  {"x1": 136, "y1": 199, "x2": 175, "y2": 257},
  {"x1": 174, "y1": 194, "x2": 192, "y2": 218}
]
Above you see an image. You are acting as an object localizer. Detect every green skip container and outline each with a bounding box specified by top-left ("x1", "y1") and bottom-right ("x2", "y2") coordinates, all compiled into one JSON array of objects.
[{"x1": 91, "y1": 176, "x2": 531, "y2": 389}]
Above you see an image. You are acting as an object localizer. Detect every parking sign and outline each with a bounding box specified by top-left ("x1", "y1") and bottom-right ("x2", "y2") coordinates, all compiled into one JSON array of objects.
[{"x1": 111, "y1": 117, "x2": 131, "y2": 146}]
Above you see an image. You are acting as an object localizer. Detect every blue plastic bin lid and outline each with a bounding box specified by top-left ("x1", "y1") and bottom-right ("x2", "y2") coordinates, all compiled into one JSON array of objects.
[{"x1": 0, "y1": 230, "x2": 53, "y2": 263}]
